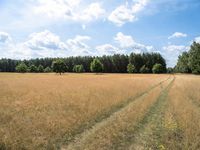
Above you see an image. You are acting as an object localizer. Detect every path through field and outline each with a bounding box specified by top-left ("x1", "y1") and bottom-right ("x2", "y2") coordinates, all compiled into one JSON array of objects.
[{"x1": 62, "y1": 76, "x2": 175, "y2": 150}]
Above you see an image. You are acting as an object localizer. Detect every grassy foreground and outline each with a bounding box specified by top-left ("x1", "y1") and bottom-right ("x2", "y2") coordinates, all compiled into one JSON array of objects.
[{"x1": 0, "y1": 73, "x2": 199, "y2": 150}]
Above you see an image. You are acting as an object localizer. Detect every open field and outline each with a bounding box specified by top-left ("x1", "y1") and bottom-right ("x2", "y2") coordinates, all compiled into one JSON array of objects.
[{"x1": 0, "y1": 73, "x2": 200, "y2": 150}]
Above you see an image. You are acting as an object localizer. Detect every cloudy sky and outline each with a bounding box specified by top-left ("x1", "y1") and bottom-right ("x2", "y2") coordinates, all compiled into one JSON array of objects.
[{"x1": 0, "y1": 0, "x2": 200, "y2": 67}]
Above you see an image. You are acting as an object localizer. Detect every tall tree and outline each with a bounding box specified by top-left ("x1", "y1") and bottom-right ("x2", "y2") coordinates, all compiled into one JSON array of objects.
[
  {"x1": 175, "y1": 52, "x2": 191, "y2": 73},
  {"x1": 90, "y1": 58, "x2": 104, "y2": 73},
  {"x1": 189, "y1": 42, "x2": 200, "y2": 74},
  {"x1": 52, "y1": 59, "x2": 68, "y2": 75},
  {"x1": 15, "y1": 62, "x2": 28, "y2": 73}
]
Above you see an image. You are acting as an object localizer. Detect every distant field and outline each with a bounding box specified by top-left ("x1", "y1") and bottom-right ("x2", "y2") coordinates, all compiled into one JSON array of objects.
[{"x1": 0, "y1": 73, "x2": 199, "y2": 150}]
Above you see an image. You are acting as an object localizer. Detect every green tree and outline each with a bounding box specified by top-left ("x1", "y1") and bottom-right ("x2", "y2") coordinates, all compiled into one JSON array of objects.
[
  {"x1": 15, "y1": 62, "x2": 28, "y2": 73},
  {"x1": 52, "y1": 59, "x2": 68, "y2": 75},
  {"x1": 152, "y1": 63, "x2": 164, "y2": 74},
  {"x1": 127, "y1": 63, "x2": 135, "y2": 73},
  {"x1": 90, "y1": 58, "x2": 104, "y2": 73},
  {"x1": 73, "y1": 65, "x2": 85, "y2": 73},
  {"x1": 38, "y1": 65, "x2": 44, "y2": 73},
  {"x1": 44, "y1": 67, "x2": 52, "y2": 73},
  {"x1": 175, "y1": 52, "x2": 191, "y2": 73},
  {"x1": 189, "y1": 42, "x2": 200, "y2": 74},
  {"x1": 29, "y1": 65, "x2": 38, "y2": 73}
]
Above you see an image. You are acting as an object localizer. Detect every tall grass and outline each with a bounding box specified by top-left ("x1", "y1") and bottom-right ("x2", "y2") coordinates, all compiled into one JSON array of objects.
[{"x1": 0, "y1": 73, "x2": 167, "y2": 149}]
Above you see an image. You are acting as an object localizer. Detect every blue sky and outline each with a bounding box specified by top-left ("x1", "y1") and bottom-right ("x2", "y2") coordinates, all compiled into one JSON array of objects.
[{"x1": 0, "y1": 0, "x2": 200, "y2": 67}]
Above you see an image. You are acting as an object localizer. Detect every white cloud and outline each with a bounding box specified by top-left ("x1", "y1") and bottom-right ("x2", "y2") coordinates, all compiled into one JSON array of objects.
[
  {"x1": 33, "y1": 0, "x2": 105, "y2": 23},
  {"x1": 194, "y1": 36, "x2": 200, "y2": 43},
  {"x1": 163, "y1": 45, "x2": 189, "y2": 52},
  {"x1": 25, "y1": 30, "x2": 67, "y2": 50},
  {"x1": 162, "y1": 45, "x2": 189, "y2": 67},
  {"x1": 168, "y1": 32, "x2": 187, "y2": 39},
  {"x1": 114, "y1": 32, "x2": 134, "y2": 48},
  {"x1": 66, "y1": 35, "x2": 93, "y2": 56},
  {"x1": 96, "y1": 44, "x2": 124, "y2": 55},
  {"x1": 108, "y1": 0, "x2": 149, "y2": 26},
  {"x1": 79, "y1": 2, "x2": 105, "y2": 22},
  {"x1": 114, "y1": 32, "x2": 154, "y2": 53},
  {"x1": 0, "y1": 32, "x2": 11, "y2": 43},
  {"x1": 108, "y1": 5, "x2": 136, "y2": 26}
]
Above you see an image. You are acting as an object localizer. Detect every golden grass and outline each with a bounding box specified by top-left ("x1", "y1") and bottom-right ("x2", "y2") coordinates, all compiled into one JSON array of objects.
[
  {"x1": 65, "y1": 77, "x2": 173, "y2": 150},
  {"x1": 167, "y1": 75, "x2": 200, "y2": 149},
  {"x1": 0, "y1": 73, "x2": 168, "y2": 149}
]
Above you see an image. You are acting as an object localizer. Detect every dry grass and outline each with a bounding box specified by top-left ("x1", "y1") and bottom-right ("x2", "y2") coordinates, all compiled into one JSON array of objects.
[
  {"x1": 0, "y1": 73, "x2": 168, "y2": 149},
  {"x1": 1, "y1": 73, "x2": 199, "y2": 150},
  {"x1": 65, "y1": 77, "x2": 173, "y2": 150},
  {"x1": 166, "y1": 75, "x2": 200, "y2": 149}
]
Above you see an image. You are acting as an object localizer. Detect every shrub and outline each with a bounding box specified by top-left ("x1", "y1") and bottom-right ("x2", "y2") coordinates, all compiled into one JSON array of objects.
[
  {"x1": 15, "y1": 62, "x2": 28, "y2": 73},
  {"x1": 152, "y1": 63, "x2": 164, "y2": 74},
  {"x1": 127, "y1": 63, "x2": 135, "y2": 73},
  {"x1": 73, "y1": 65, "x2": 85, "y2": 73},
  {"x1": 90, "y1": 58, "x2": 104, "y2": 73}
]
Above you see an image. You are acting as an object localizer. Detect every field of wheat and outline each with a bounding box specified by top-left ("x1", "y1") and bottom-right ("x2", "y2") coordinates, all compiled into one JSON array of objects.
[{"x1": 0, "y1": 73, "x2": 199, "y2": 150}]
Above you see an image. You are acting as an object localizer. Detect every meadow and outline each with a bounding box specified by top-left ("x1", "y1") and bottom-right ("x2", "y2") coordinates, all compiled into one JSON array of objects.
[{"x1": 0, "y1": 73, "x2": 199, "y2": 150}]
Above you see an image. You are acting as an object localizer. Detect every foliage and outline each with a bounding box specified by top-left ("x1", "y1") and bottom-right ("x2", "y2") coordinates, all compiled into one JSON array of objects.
[
  {"x1": 140, "y1": 65, "x2": 150, "y2": 73},
  {"x1": 38, "y1": 65, "x2": 44, "y2": 73},
  {"x1": 188, "y1": 42, "x2": 200, "y2": 74},
  {"x1": 73, "y1": 65, "x2": 85, "y2": 73},
  {"x1": 176, "y1": 42, "x2": 200, "y2": 74},
  {"x1": 52, "y1": 59, "x2": 68, "y2": 75},
  {"x1": 44, "y1": 67, "x2": 52, "y2": 73},
  {"x1": 90, "y1": 58, "x2": 104, "y2": 73},
  {"x1": 127, "y1": 63, "x2": 135, "y2": 73},
  {"x1": 175, "y1": 52, "x2": 191, "y2": 73},
  {"x1": 29, "y1": 65, "x2": 38, "y2": 73},
  {"x1": 0, "y1": 52, "x2": 167, "y2": 74},
  {"x1": 15, "y1": 62, "x2": 28, "y2": 73},
  {"x1": 152, "y1": 63, "x2": 165, "y2": 74}
]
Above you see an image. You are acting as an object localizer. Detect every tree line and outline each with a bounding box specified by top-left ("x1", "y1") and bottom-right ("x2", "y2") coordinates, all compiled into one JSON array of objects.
[
  {"x1": 175, "y1": 42, "x2": 200, "y2": 74},
  {"x1": 0, "y1": 52, "x2": 167, "y2": 74}
]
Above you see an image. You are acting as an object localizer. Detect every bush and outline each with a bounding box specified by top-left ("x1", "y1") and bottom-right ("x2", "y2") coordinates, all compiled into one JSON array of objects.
[
  {"x1": 127, "y1": 63, "x2": 135, "y2": 73},
  {"x1": 16, "y1": 62, "x2": 28, "y2": 73},
  {"x1": 73, "y1": 65, "x2": 85, "y2": 73},
  {"x1": 152, "y1": 63, "x2": 164, "y2": 74},
  {"x1": 90, "y1": 58, "x2": 104, "y2": 73}
]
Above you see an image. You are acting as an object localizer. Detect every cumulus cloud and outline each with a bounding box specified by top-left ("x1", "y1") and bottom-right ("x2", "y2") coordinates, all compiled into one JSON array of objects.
[
  {"x1": 96, "y1": 44, "x2": 124, "y2": 55},
  {"x1": 0, "y1": 32, "x2": 11, "y2": 43},
  {"x1": 108, "y1": 5, "x2": 136, "y2": 26},
  {"x1": 168, "y1": 32, "x2": 187, "y2": 39},
  {"x1": 24, "y1": 30, "x2": 67, "y2": 50},
  {"x1": 162, "y1": 45, "x2": 189, "y2": 67},
  {"x1": 108, "y1": 0, "x2": 149, "y2": 26},
  {"x1": 114, "y1": 32, "x2": 134, "y2": 48},
  {"x1": 33, "y1": 0, "x2": 105, "y2": 23},
  {"x1": 114, "y1": 32, "x2": 154, "y2": 53},
  {"x1": 194, "y1": 36, "x2": 200, "y2": 43},
  {"x1": 66, "y1": 35, "x2": 93, "y2": 56}
]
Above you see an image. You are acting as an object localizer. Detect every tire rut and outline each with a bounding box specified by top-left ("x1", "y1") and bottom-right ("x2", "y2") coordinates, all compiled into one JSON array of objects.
[
  {"x1": 62, "y1": 76, "x2": 172, "y2": 149},
  {"x1": 127, "y1": 76, "x2": 175, "y2": 150}
]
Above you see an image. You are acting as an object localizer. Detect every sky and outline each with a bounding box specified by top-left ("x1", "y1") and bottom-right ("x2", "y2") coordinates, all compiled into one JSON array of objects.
[{"x1": 0, "y1": 0, "x2": 200, "y2": 67}]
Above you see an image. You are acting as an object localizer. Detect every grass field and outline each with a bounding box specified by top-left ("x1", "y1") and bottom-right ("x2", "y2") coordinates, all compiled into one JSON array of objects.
[{"x1": 0, "y1": 73, "x2": 199, "y2": 150}]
